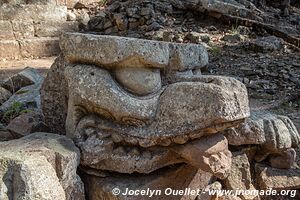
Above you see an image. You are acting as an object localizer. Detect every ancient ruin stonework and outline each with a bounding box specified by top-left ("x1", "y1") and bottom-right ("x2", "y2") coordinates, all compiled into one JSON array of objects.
[{"x1": 42, "y1": 32, "x2": 251, "y2": 199}]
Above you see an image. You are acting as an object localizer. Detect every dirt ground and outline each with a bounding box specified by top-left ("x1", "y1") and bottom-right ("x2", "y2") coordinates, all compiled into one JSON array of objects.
[{"x1": 0, "y1": 57, "x2": 55, "y2": 80}]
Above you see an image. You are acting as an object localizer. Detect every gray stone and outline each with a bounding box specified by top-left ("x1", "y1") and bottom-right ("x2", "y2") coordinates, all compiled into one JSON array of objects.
[
  {"x1": 41, "y1": 56, "x2": 68, "y2": 134},
  {"x1": 0, "y1": 129, "x2": 15, "y2": 141},
  {"x1": 34, "y1": 21, "x2": 79, "y2": 37},
  {"x1": 6, "y1": 111, "x2": 48, "y2": 138},
  {"x1": 255, "y1": 163, "x2": 300, "y2": 190},
  {"x1": 269, "y1": 148, "x2": 296, "y2": 169},
  {"x1": 83, "y1": 164, "x2": 213, "y2": 200},
  {"x1": 65, "y1": 64, "x2": 249, "y2": 144},
  {"x1": 114, "y1": 67, "x2": 162, "y2": 96},
  {"x1": 223, "y1": 151, "x2": 258, "y2": 200},
  {"x1": 0, "y1": 132, "x2": 84, "y2": 200},
  {"x1": 197, "y1": 181, "x2": 222, "y2": 200},
  {"x1": 0, "y1": 81, "x2": 43, "y2": 118},
  {"x1": 0, "y1": 20, "x2": 14, "y2": 40},
  {"x1": 225, "y1": 112, "x2": 300, "y2": 163},
  {"x1": 0, "y1": 87, "x2": 12, "y2": 105},
  {"x1": 0, "y1": 4, "x2": 68, "y2": 22},
  {"x1": 249, "y1": 36, "x2": 284, "y2": 52},
  {"x1": 60, "y1": 32, "x2": 208, "y2": 71},
  {"x1": 172, "y1": 134, "x2": 232, "y2": 179},
  {"x1": 11, "y1": 20, "x2": 35, "y2": 39},
  {"x1": 1, "y1": 67, "x2": 43, "y2": 93},
  {"x1": 221, "y1": 34, "x2": 243, "y2": 43}
]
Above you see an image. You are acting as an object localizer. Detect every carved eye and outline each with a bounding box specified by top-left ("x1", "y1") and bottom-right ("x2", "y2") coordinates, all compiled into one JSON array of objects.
[{"x1": 114, "y1": 67, "x2": 162, "y2": 96}]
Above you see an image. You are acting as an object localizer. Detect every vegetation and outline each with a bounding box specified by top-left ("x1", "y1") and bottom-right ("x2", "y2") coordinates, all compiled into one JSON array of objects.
[{"x1": 1, "y1": 101, "x2": 32, "y2": 124}]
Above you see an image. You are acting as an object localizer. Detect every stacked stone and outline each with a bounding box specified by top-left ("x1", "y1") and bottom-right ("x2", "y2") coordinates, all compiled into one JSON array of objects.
[
  {"x1": 41, "y1": 32, "x2": 250, "y2": 199},
  {"x1": 0, "y1": 0, "x2": 79, "y2": 60}
]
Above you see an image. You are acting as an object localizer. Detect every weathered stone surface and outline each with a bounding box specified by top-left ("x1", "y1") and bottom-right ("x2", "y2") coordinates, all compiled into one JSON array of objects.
[
  {"x1": 34, "y1": 21, "x2": 79, "y2": 37},
  {"x1": 0, "y1": 132, "x2": 84, "y2": 200},
  {"x1": 1, "y1": 67, "x2": 43, "y2": 93},
  {"x1": 0, "y1": 4, "x2": 67, "y2": 22},
  {"x1": 225, "y1": 112, "x2": 300, "y2": 163},
  {"x1": 197, "y1": 181, "x2": 222, "y2": 200},
  {"x1": 65, "y1": 64, "x2": 249, "y2": 141},
  {"x1": 0, "y1": 80, "x2": 43, "y2": 116},
  {"x1": 6, "y1": 111, "x2": 48, "y2": 138},
  {"x1": 249, "y1": 36, "x2": 284, "y2": 52},
  {"x1": 19, "y1": 37, "x2": 60, "y2": 58},
  {"x1": 255, "y1": 164, "x2": 300, "y2": 190},
  {"x1": 224, "y1": 112, "x2": 266, "y2": 146},
  {"x1": 41, "y1": 55, "x2": 68, "y2": 134},
  {"x1": 0, "y1": 20, "x2": 14, "y2": 40},
  {"x1": 172, "y1": 134, "x2": 232, "y2": 179},
  {"x1": 114, "y1": 67, "x2": 162, "y2": 96},
  {"x1": 221, "y1": 34, "x2": 243, "y2": 43},
  {"x1": 0, "y1": 87, "x2": 12, "y2": 105},
  {"x1": 0, "y1": 40, "x2": 20, "y2": 59},
  {"x1": 82, "y1": 164, "x2": 213, "y2": 200},
  {"x1": 60, "y1": 32, "x2": 208, "y2": 71},
  {"x1": 11, "y1": 20, "x2": 35, "y2": 39},
  {"x1": 0, "y1": 129, "x2": 15, "y2": 141},
  {"x1": 269, "y1": 148, "x2": 296, "y2": 169},
  {"x1": 0, "y1": 0, "x2": 56, "y2": 5},
  {"x1": 223, "y1": 151, "x2": 258, "y2": 200}
]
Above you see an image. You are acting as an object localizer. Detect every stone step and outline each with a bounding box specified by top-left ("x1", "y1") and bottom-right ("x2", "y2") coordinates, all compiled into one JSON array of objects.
[
  {"x1": 0, "y1": 20, "x2": 78, "y2": 39},
  {"x1": 0, "y1": 4, "x2": 67, "y2": 22},
  {"x1": 0, "y1": 37, "x2": 60, "y2": 60}
]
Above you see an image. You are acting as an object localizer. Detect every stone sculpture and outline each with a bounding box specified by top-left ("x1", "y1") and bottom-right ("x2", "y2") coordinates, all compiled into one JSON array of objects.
[{"x1": 42, "y1": 32, "x2": 250, "y2": 199}]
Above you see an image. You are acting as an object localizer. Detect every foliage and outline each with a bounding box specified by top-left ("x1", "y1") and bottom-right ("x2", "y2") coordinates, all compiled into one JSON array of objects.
[{"x1": 1, "y1": 101, "x2": 32, "y2": 123}]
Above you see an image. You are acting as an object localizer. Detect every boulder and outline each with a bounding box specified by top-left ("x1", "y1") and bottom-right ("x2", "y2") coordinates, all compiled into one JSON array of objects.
[
  {"x1": 0, "y1": 87, "x2": 12, "y2": 105},
  {"x1": 0, "y1": 82, "x2": 42, "y2": 118},
  {"x1": 255, "y1": 164, "x2": 300, "y2": 190},
  {"x1": 82, "y1": 164, "x2": 213, "y2": 200},
  {"x1": 1, "y1": 67, "x2": 43, "y2": 93},
  {"x1": 6, "y1": 111, "x2": 48, "y2": 138},
  {"x1": 223, "y1": 151, "x2": 258, "y2": 200},
  {"x1": 41, "y1": 56, "x2": 69, "y2": 134},
  {"x1": 0, "y1": 132, "x2": 85, "y2": 200}
]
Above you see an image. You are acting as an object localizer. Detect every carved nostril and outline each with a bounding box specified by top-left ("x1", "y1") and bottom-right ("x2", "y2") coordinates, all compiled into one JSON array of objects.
[{"x1": 114, "y1": 67, "x2": 162, "y2": 96}]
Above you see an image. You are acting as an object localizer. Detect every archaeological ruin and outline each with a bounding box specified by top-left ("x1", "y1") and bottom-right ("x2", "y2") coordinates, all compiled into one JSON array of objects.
[{"x1": 0, "y1": 0, "x2": 300, "y2": 200}]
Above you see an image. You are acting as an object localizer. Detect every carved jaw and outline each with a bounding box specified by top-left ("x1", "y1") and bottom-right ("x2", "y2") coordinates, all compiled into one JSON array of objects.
[{"x1": 74, "y1": 115, "x2": 232, "y2": 179}]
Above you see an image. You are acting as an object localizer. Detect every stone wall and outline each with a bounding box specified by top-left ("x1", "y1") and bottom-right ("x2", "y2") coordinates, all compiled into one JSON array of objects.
[{"x1": 0, "y1": 0, "x2": 99, "y2": 60}]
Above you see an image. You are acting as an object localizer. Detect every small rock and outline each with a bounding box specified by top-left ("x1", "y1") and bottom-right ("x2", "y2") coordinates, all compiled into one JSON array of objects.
[
  {"x1": 78, "y1": 12, "x2": 90, "y2": 26},
  {"x1": 113, "y1": 13, "x2": 128, "y2": 31},
  {"x1": 6, "y1": 111, "x2": 48, "y2": 138},
  {"x1": 67, "y1": 11, "x2": 77, "y2": 21},
  {"x1": 0, "y1": 86, "x2": 12, "y2": 105},
  {"x1": 222, "y1": 34, "x2": 243, "y2": 43},
  {"x1": 249, "y1": 36, "x2": 284, "y2": 52},
  {"x1": 237, "y1": 26, "x2": 251, "y2": 35},
  {"x1": 1, "y1": 67, "x2": 43, "y2": 93}
]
